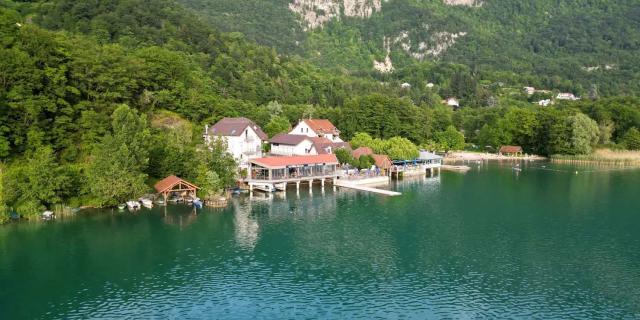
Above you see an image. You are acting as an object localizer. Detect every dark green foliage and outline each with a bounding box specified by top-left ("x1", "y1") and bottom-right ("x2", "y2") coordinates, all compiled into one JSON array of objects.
[
  {"x1": 435, "y1": 126, "x2": 466, "y2": 152},
  {"x1": 264, "y1": 116, "x2": 291, "y2": 138},
  {"x1": 623, "y1": 128, "x2": 640, "y2": 150},
  {"x1": 86, "y1": 105, "x2": 151, "y2": 206},
  {"x1": 334, "y1": 148, "x2": 354, "y2": 165},
  {"x1": 357, "y1": 155, "x2": 375, "y2": 170}
]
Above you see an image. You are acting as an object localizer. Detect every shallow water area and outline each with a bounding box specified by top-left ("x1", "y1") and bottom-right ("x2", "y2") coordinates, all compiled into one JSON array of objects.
[{"x1": 1, "y1": 161, "x2": 639, "y2": 319}]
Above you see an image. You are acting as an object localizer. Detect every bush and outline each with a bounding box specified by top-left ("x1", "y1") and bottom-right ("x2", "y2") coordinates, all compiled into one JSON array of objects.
[{"x1": 623, "y1": 127, "x2": 640, "y2": 150}]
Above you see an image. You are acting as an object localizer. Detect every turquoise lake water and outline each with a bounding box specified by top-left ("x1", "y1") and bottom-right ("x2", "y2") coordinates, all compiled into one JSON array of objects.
[{"x1": 1, "y1": 161, "x2": 639, "y2": 319}]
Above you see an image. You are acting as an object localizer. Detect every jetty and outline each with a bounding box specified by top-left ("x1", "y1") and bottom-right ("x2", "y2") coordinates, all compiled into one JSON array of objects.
[
  {"x1": 441, "y1": 165, "x2": 471, "y2": 172},
  {"x1": 334, "y1": 180, "x2": 401, "y2": 196}
]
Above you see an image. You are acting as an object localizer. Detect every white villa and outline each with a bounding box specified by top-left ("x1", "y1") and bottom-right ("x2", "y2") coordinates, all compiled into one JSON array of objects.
[
  {"x1": 537, "y1": 99, "x2": 552, "y2": 107},
  {"x1": 523, "y1": 86, "x2": 536, "y2": 95},
  {"x1": 204, "y1": 117, "x2": 268, "y2": 168},
  {"x1": 444, "y1": 97, "x2": 460, "y2": 108},
  {"x1": 556, "y1": 93, "x2": 579, "y2": 101},
  {"x1": 290, "y1": 119, "x2": 343, "y2": 142},
  {"x1": 270, "y1": 134, "x2": 349, "y2": 156}
]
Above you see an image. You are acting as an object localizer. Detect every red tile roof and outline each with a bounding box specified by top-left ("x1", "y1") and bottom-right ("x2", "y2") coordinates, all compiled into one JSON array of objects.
[
  {"x1": 209, "y1": 117, "x2": 268, "y2": 140},
  {"x1": 154, "y1": 175, "x2": 199, "y2": 193},
  {"x1": 371, "y1": 154, "x2": 392, "y2": 169},
  {"x1": 251, "y1": 154, "x2": 339, "y2": 169},
  {"x1": 352, "y1": 147, "x2": 373, "y2": 159},
  {"x1": 304, "y1": 119, "x2": 339, "y2": 135}
]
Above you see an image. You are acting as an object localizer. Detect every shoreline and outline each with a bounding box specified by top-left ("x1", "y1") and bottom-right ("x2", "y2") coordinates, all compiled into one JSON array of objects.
[{"x1": 444, "y1": 151, "x2": 546, "y2": 162}]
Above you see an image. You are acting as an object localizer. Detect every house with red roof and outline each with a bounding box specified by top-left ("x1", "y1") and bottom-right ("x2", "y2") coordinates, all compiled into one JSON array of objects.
[
  {"x1": 290, "y1": 119, "x2": 343, "y2": 142},
  {"x1": 270, "y1": 134, "x2": 350, "y2": 156},
  {"x1": 204, "y1": 117, "x2": 268, "y2": 168}
]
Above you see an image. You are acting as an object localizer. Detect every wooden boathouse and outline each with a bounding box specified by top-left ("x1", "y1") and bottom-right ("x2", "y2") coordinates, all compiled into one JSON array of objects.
[
  {"x1": 154, "y1": 175, "x2": 199, "y2": 202},
  {"x1": 246, "y1": 154, "x2": 340, "y2": 191}
]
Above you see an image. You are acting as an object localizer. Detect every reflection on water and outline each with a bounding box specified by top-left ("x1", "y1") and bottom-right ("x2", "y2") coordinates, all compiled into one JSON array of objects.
[
  {"x1": 232, "y1": 198, "x2": 260, "y2": 250},
  {"x1": 1, "y1": 163, "x2": 640, "y2": 319}
]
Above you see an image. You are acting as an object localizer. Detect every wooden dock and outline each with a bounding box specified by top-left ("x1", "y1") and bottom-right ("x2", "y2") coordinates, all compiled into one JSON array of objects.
[
  {"x1": 334, "y1": 180, "x2": 402, "y2": 196},
  {"x1": 441, "y1": 165, "x2": 471, "y2": 173}
]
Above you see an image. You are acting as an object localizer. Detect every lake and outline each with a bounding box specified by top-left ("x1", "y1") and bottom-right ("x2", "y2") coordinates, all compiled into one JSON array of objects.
[{"x1": 1, "y1": 161, "x2": 639, "y2": 319}]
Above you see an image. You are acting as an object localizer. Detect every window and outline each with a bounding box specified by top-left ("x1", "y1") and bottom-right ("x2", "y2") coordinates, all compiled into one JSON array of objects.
[{"x1": 301, "y1": 127, "x2": 303, "y2": 133}]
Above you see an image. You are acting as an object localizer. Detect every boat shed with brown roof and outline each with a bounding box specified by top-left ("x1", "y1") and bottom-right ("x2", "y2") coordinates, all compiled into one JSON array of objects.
[
  {"x1": 154, "y1": 175, "x2": 199, "y2": 202},
  {"x1": 499, "y1": 145, "x2": 524, "y2": 156},
  {"x1": 352, "y1": 147, "x2": 374, "y2": 159}
]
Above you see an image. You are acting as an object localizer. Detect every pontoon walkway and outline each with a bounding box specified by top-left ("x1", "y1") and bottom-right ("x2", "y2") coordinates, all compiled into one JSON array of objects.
[{"x1": 334, "y1": 180, "x2": 402, "y2": 196}]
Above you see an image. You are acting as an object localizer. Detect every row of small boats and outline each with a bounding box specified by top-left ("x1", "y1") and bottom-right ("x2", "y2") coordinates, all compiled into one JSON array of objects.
[{"x1": 119, "y1": 196, "x2": 202, "y2": 211}]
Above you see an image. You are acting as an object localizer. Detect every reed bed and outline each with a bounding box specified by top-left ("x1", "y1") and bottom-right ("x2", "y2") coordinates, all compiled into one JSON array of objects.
[{"x1": 551, "y1": 149, "x2": 640, "y2": 166}]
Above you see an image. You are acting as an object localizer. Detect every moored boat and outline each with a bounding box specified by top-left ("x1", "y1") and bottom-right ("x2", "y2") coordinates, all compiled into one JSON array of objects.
[
  {"x1": 126, "y1": 201, "x2": 141, "y2": 211},
  {"x1": 42, "y1": 211, "x2": 55, "y2": 221},
  {"x1": 252, "y1": 183, "x2": 276, "y2": 192},
  {"x1": 140, "y1": 198, "x2": 153, "y2": 209},
  {"x1": 193, "y1": 198, "x2": 203, "y2": 209},
  {"x1": 274, "y1": 182, "x2": 287, "y2": 191},
  {"x1": 117, "y1": 204, "x2": 126, "y2": 210}
]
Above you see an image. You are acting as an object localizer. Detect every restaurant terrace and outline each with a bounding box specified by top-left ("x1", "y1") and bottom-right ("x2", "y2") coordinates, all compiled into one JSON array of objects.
[{"x1": 246, "y1": 154, "x2": 340, "y2": 191}]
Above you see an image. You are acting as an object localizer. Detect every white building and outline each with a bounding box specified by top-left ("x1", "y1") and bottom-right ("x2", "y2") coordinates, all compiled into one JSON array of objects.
[
  {"x1": 290, "y1": 119, "x2": 343, "y2": 142},
  {"x1": 204, "y1": 117, "x2": 268, "y2": 168},
  {"x1": 523, "y1": 86, "x2": 536, "y2": 95},
  {"x1": 270, "y1": 134, "x2": 315, "y2": 156},
  {"x1": 270, "y1": 134, "x2": 349, "y2": 156},
  {"x1": 444, "y1": 97, "x2": 460, "y2": 108},
  {"x1": 537, "y1": 99, "x2": 552, "y2": 106},
  {"x1": 556, "y1": 93, "x2": 579, "y2": 101}
]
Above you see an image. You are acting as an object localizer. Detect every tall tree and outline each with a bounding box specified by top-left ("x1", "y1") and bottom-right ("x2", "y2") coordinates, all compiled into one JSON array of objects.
[
  {"x1": 566, "y1": 113, "x2": 600, "y2": 155},
  {"x1": 435, "y1": 126, "x2": 465, "y2": 152},
  {"x1": 623, "y1": 128, "x2": 640, "y2": 150},
  {"x1": 86, "y1": 105, "x2": 151, "y2": 206}
]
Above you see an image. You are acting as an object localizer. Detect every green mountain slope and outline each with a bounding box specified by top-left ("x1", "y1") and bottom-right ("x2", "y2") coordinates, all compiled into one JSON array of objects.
[{"x1": 178, "y1": 0, "x2": 640, "y2": 96}]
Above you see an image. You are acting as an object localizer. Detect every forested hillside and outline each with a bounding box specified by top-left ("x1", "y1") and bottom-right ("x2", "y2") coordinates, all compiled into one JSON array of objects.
[{"x1": 179, "y1": 0, "x2": 640, "y2": 96}]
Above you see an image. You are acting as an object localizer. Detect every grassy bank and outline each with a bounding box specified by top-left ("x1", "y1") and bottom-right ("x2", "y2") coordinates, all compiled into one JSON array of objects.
[{"x1": 551, "y1": 149, "x2": 640, "y2": 166}]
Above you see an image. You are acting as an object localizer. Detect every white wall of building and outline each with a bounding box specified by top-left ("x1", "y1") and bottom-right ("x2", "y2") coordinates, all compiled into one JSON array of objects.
[
  {"x1": 271, "y1": 139, "x2": 316, "y2": 156},
  {"x1": 209, "y1": 126, "x2": 263, "y2": 168},
  {"x1": 290, "y1": 121, "x2": 343, "y2": 142}
]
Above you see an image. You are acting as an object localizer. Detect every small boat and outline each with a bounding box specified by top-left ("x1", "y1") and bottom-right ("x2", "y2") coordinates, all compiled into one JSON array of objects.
[
  {"x1": 512, "y1": 167, "x2": 522, "y2": 172},
  {"x1": 155, "y1": 199, "x2": 165, "y2": 205},
  {"x1": 117, "y1": 204, "x2": 126, "y2": 210},
  {"x1": 252, "y1": 183, "x2": 276, "y2": 192},
  {"x1": 274, "y1": 182, "x2": 287, "y2": 191},
  {"x1": 140, "y1": 198, "x2": 153, "y2": 209},
  {"x1": 126, "y1": 201, "x2": 141, "y2": 211},
  {"x1": 185, "y1": 197, "x2": 194, "y2": 204},
  {"x1": 193, "y1": 198, "x2": 203, "y2": 209},
  {"x1": 42, "y1": 211, "x2": 55, "y2": 221}
]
